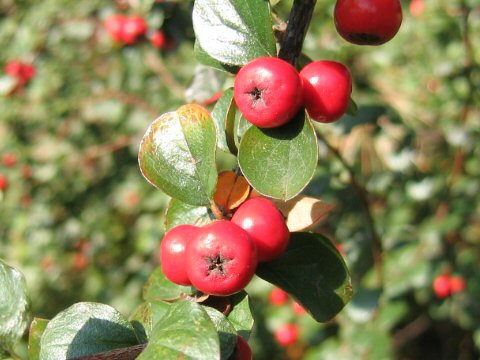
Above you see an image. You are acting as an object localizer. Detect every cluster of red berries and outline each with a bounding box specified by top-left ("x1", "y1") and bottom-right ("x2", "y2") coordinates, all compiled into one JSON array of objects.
[
  {"x1": 234, "y1": 57, "x2": 352, "y2": 129},
  {"x1": 4, "y1": 60, "x2": 36, "y2": 91},
  {"x1": 433, "y1": 274, "x2": 466, "y2": 299},
  {"x1": 104, "y1": 14, "x2": 169, "y2": 49},
  {"x1": 160, "y1": 197, "x2": 290, "y2": 296}
]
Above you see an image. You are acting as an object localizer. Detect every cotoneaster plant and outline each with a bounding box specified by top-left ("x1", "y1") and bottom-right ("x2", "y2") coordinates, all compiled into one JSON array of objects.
[{"x1": 334, "y1": 0, "x2": 403, "y2": 45}]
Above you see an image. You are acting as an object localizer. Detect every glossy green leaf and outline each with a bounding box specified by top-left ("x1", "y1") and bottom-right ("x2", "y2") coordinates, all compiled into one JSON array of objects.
[
  {"x1": 143, "y1": 267, "x2": 194, "y2": 302},
  {"x1": 0, "y1": 259, "x2": 30, "y2": 353},
  {"x1": 28, "y1": 318, "x2": 49, "y2": 360},
  {"x1": 137, "y1": 301, "x2": 220, "y2": 360},
  {"x1": 211, "y1": 88, "x2": 235, "y2": 152},
  {"x1": 227, "y1": 292, "x2": 254, "y2": 339},
  {"x1": 39, "y1": 302, "x2": 139, "y2": 360},
  {"x1": 185, "y1": 65, "x2": 226, "y2": 105},
  {"x1": 138, "y1": 104, "x2": 218, "y2": 206},
  {"x1": 194, "y1": 42, "x2": 240, "y2": 74},
  {"x1": 203, "y1": 307, "x2": 237, "y2": 360},
  {"x1": 238, "y1": 112, "x2": 318, "y2": 200},
  {"x1": 192, "y1": 0, "x2": 276, "y2": 66},
  {"x1": 347, "y1": 98, "x2": 358, "y2": 116},
  {"x1": 256, "y1": 232, "x2": 352, "y2": 322},
  {"x1": 165, "y1": 198, "x2": 211, "y2": 231},
  {"x1": 129, "y1": 301, "x2": 171, "y2": 342}
]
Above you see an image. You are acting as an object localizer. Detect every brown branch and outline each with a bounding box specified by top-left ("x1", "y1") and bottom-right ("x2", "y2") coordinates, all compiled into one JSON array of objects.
[
  {"x1": 71, "y1": 344, "x2": 146, "y2": 360},
  {"x1": 315, "y1": 128, "x2": 383, "y2": 284},
  {"x1": 393, "y1": 315, "x2": 431, "y2": 349},
  {"x1": 83, "y1": 135, "x2": 133, "y2": 160},
  {"x1": 278, "y1": 0, "x2": 317, "y2": 66}
]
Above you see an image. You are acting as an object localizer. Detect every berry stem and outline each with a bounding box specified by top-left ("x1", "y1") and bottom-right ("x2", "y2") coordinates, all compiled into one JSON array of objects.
[{"x1": 278, "y1": 0, "x2": 317, "y2": 67}]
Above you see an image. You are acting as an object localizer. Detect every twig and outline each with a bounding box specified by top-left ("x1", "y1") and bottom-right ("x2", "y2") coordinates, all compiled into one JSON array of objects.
[
  {"x1": 278, "y1": 0, "x2": 317, "y2": 66},
  {"x1": 393, "y1": 315, "x2": 431, "y2": 349},
  {"x1": 315, "y1": 128, "x2": 384, "y2": 284}
]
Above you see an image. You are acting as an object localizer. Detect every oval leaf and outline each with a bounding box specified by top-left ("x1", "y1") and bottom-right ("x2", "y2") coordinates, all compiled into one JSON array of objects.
[
  {"x1": 143, "y1": 267, "x2": 194, "y2": 302},
  {"x1": 28, "y1": 318, "x2": 49, "y2": 360},
  {"x1": 165, "y1": 198, "x2": 211, "y2": 231},
  {"x1": 238, "y1": 112, "x2": 318, "y2": 200},
  {"x1": 227, "y1": 292, "x2": 254, "y2": 339},
  {"x1": 193, "y1": 0, "x2": 276, "y2": 66},
  {"x1": 256, "y1": 232, "x2": 352, "y2": 322},
  {"x1": 0, "y1": 259, "x2": 30, "y2": 353},
  {"x1": 137, "y1": 301, "x2": 220, "y2": 360},
  {"x1": 203, "y1": 307, "x2": 237, "y2": 360},
  {"x1": 129, "y1": 301, "x2": 171, "y2": 342},
  {"x1": 211, "y1": 88, "x2": 235, "y2": 152},
  {"x1": 39, "y1": 302, "x2": 139, "y2": 360},
  {"x1": 138, "y1": 104, "x2": 218, "y2": 206}
]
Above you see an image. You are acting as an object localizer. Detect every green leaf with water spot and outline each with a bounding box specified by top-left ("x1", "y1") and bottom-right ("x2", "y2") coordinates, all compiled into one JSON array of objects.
[{"x1": 138, "y1": 104, "x2": 218, "y2": 206}]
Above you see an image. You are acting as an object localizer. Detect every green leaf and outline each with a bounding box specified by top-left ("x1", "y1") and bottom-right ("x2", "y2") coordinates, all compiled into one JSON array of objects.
[
  {"x1": 184, "y1": 65, "x2": 226, "y2": 104},
  {"x1": 192, "y1": 0, "x2": 276, "y2": 66},
  {"x1": 39, "y1": 302, "x2": 139, "y2": 360},
  {"x1": 0, "y1": 259, "x2": 30, "y2": 353},
  {"x1": 165, "y1": 198, "x2": 211, "y2": 231},
  {"x1": 227, "y1": 292, "x2": 254, "y2": 339},
  {"x1": 129, "y1": 301, "x2": 171, "y2": 342},
  {"x1": 137, "y1": 301, "x2": 220, "y2": 360},
  {"x1": 203, "y1": 307, "x2": 237, "y2": 360},
  {"x1": 194, "y1": 42, "x2": 240, "y2": 74},
  {"x1": 238, "y1": 112, "x2": 318, "y2": 200},
  {"x1": 28, "y1": 318, "x2": 49, "y2": 360},
  {"x1": 211, "y1": 88, "x2": 235, "y2": 152},
  {"x1": 138, "y1": 104, "x2": 218, "y2": 206},
  {"x1": 256, "y1": 232, "x2": 352, "y2": 322},
  {"x1": 143, "y1": 267, "x2": 194, "y2": 302}
]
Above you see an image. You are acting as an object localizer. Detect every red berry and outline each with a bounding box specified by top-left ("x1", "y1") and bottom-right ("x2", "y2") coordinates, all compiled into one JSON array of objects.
[
  {"x1": 151, "y1": 31, "x2": 167, "y2": 49},
  {"x1": 269, "y1": 288, "x2": 289, "y2": 306},
  {"x1": 231, "y1": 336, "x2": 252, "y2": 360},
  {"x1": 2, "y1": 153, "x2": 17, "y2": 167},
  {"x1": 20, "y1": 64, "x2": 35, "y2": 82},
  {"x1": 334, "y1": 0, "x2": 403, "y2": 46},
  {"x1": 186, "y1": 220, "x2": 257, "y2": 296},
  {"x1": 121, "y1": 16, "x2": 147, "y2": 45},
  {"x1": 292, "y1": 301, "x2": 306, "y2": 315},
  {"x1": 234, "y1": 57, "x2": 303, "y2": 128},
  {"x1": 274, "y1": 323, "x2": 299, "y2": 347},
  {"x1": 0, "y1": 175, "x2": 8, "y2": 190},
  {"x1": 232, "y1": 197, "x2": 290, "y2": 262},
  {"x1": 433, "y1": 274, "x2": 451, "y2": 299},
  {"x1": 160, "y1": 224, "x2": 199, "y2": 286},
  {"x1": 4, "y1": 60, "x2": 23, "y2": 77},
  {"x1": 450, "y1": 276, "x2": 466, "y2": 294},
  {"x1": 105, "y1": 14, "x2": 126, "y2": 42},
  {"x1": 299, "y1": 60, "x2": 352, "y2": 123},
  {"x1": 409, "y1": 0, "x2": 425, "y2": 17}
]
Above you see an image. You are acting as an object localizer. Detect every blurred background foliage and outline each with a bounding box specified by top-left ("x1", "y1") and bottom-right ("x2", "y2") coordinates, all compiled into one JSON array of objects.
[{"x1": 0, "y1": 0, "x2": 479, "y2": 359}]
